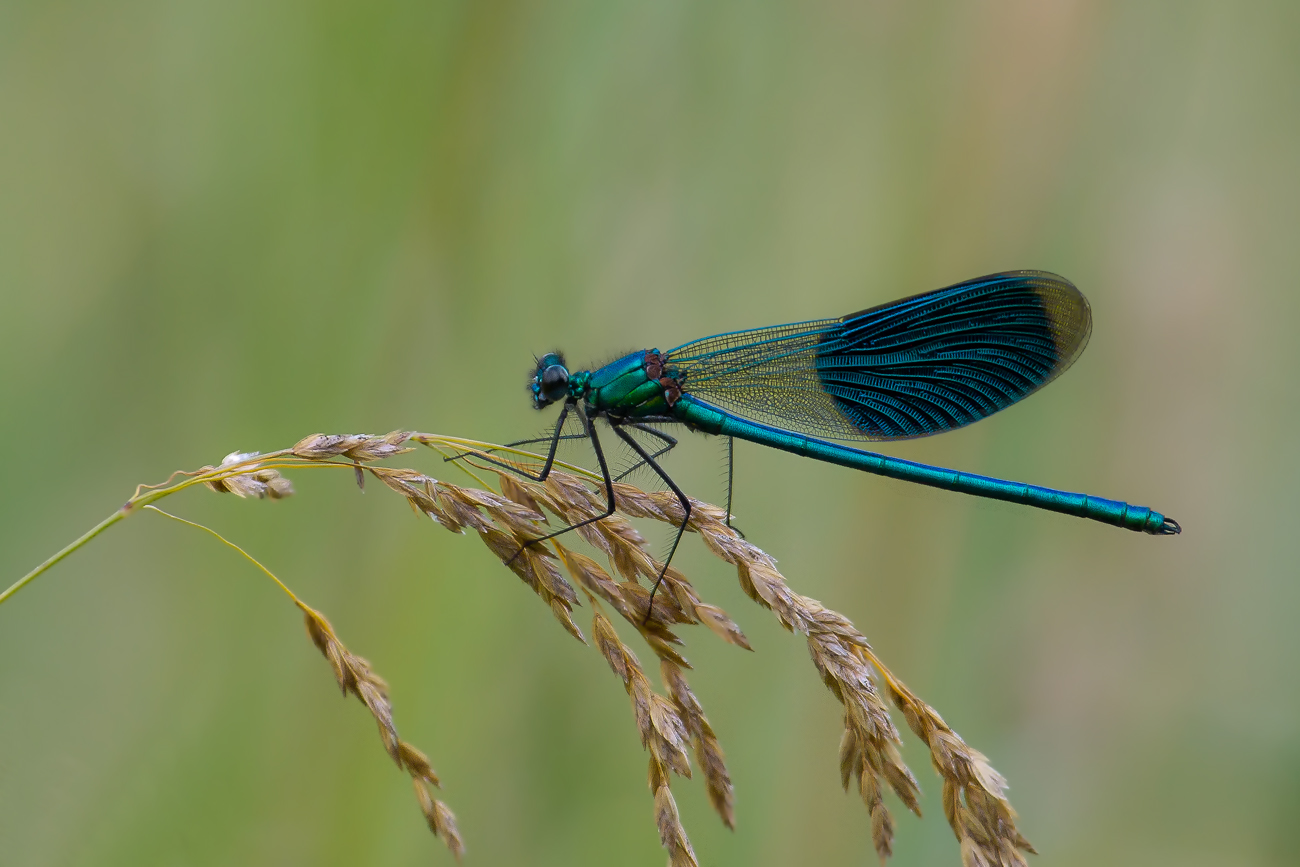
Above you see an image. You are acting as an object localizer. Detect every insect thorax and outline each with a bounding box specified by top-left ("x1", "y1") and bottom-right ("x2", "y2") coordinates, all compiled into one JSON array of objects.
[{"x1": 586, "y1": 349, "x2": 684, "y2": 418}]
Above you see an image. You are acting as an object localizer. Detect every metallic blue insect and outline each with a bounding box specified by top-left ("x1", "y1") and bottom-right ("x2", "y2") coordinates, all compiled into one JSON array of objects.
[{"x1": 504, "y1": 271, "x2": 1178, "y2": 611}]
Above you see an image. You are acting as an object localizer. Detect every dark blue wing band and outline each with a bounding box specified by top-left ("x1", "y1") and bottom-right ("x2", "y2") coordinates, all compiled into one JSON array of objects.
[{"x1": 815, "y1": 271, "x2": 1091, "y2": 439}]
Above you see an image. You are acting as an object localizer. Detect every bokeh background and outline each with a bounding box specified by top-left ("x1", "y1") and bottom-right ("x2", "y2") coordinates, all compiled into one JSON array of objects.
[{"x1": 1, "y1": 2, "x2": 1296, "y2": 865}]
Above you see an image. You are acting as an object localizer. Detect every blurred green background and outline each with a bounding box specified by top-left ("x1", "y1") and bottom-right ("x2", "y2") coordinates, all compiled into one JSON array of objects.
[{"x1": 1, "y1": 2, "x2": 1296, "y2": 865}]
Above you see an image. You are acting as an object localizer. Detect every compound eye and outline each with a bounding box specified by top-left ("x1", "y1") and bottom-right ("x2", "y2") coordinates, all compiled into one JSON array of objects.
[{"x1": 540, "y1": 364, "x2": 569, "y2": 400}]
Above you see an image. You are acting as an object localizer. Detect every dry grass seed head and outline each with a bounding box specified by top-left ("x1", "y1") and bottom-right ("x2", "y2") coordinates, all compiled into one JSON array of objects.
[
  {"x1": 590, "y1": 607, "x2": 693, "y2": 797},
  {"x1": 592, "y1": 607, "x2": 631, "y2": 685},
  {"x1": 661, "y1": 660, "x2": 735, "y2": 829},
  {"x1": 537, "y1": 472, "x2": 739, "y2": 842},
  {"x1": 488, "y1": 532, "x2": 584, "y2": 641},
  {"x1": 452, "y1": 484, "x2": 550, "y2": 538},
  {"x1": 269, "y1": 434, "x2": 1034, "y2": 864},
  {"x1": 380, "y1": 474, "x2": 584, "y2": 640},
  {"x1": 202, "y1": 452, "x2": 294, "y2": 500},
  {"x1": 557, "y1": 545, "x2": 694, "y2": 673},
  {"x1": 431, "y1": 483, "x2": 497, "y2": 534},
  {"x1": 292, "y1": 431, "x2": 415, "y2": 462},
  {"x1": 534, "y1": 475, "x2": 751, "y2": 648},
  {"x1": 344, "y1": 430, "x2": 416, "y2": 462},
  {"x1": 667, "y1": 492, "x2": 1035, "y2": 862},
  {"x1": 298, "y1": 603, "x2": 464, "y2": 858},
  {"x1": 511, "y1": 466, "x2": 913, "y2": 853},
  {"x1": 620, "y1": 657, "x2": 690, "y2": 775},
  {"x1": 876, "y1": 672, "x2": 1035, "y2": 862},
  {"x1": 556, "y1": 543, "x2": 635, "y2": 623},
  {"x1": 413, "y1": 777, "x2": 466, "y2": 860},
  {"x1": 299, "y1": 605, "x2": 397, "y2": 754},
  {"x1": 368, "y1": 467, "x2": 445, "y2": 520},
  {"x1": 654, "y1": 784, "x2": 700, "y2": 867},
  {"x1": 497, "y1": 472, "x2": 547, "y2": 518}
]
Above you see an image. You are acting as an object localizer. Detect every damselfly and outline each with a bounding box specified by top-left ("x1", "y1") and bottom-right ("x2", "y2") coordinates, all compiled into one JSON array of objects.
[{"x1": 497, "y1": 271, "x2": 1178, "y2": 608}]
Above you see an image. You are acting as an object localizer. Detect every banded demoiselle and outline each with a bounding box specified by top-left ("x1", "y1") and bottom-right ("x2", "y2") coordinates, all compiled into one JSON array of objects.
[{"x1": 503, "y1": 271, "x2": 1179, "y2": 607}]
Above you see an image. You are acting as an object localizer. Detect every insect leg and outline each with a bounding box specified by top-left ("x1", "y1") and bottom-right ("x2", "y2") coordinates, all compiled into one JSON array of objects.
[
  {"x1": 610, "y1": 423, "x2": 691, "y2": 626},
  {"x1": 613, "y1": 423, "x2": 679, "y2": 482},
  {"x1": 507, "y1": 405, "x2": 618, "y2": 562},
  {"x1": 724, "y1": 436, "x2": 745, "y2": 539},
  {"x1": 443, "y1": 429, "x2": 588, "y2": 464},
  {"x1": 458, "y1": 401, "x2": 574, "y2": 482}
]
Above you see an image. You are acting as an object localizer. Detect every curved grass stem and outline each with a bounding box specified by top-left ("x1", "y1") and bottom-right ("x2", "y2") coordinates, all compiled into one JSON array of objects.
[
  {"x1": 0, "y1": 507, "x2": 129, "y2": 607},
  {"x1": 0, "y1": 433, "x2": 562, "y2": 614},
  {"x1": 142, "y1": 505, "x2": 305, "y2": 605}
]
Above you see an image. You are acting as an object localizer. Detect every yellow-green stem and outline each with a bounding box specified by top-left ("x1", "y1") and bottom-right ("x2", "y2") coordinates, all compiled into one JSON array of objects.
[
  {"x1": 0, "y1": 507, "x2": 129, "y2": 607},
  {"x1": 143, "y1": 506, "x2": 305, "y2": 605},
  {"x1": 0, "y1": 433, "x2": 569, "y2": 612}
]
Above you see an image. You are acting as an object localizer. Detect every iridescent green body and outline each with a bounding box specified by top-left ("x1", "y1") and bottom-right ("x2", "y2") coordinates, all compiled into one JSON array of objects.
[{"x1": 582, "y1": 353, "x2": 675, "y2": 418}]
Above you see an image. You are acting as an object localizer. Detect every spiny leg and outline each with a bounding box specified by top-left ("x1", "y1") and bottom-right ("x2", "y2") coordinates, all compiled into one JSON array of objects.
[
  {"x1": 611, "y1": 423, "x2": 691, "y2": 626},
  {"x1": 507, "y1": 432, "x2": 589, "y2": 449},
  {"x1": 724, "y1": 436, "x2": 745, "y2": 539},
  {"x1": 455, "y1": 401, "x2": 574, "y2": 483},
  {"x1": 507, "y1": 404, "x2": 618, "y2": 564},
  {"x1": 443, "y1": 419, "x2": 588, "y2": 465},
  {"x1": 613, "y1": 423, "x2": 679, "y2": 482}
]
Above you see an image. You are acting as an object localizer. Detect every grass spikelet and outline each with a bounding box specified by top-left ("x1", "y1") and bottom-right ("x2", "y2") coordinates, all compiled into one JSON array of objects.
[
  {"x1": 202, "y1": 451, "x2": 294, "y2": 499},
  {"x1": 299, "y1": 604, "x2": 400, "y2": 759},
  {"x1": 297, "y1": 602, "x2": 464, "y2": 858},
  {"x1": 589, "y1": 604, "x2": 698, "y2": 857},
  {"x1": 291, "y1": 431, "x2": 415, "y2": 462},
  {"x1": 596, "y1": 612, "x2": 691, "y2": 778},
  {"x1": 3, "y1": 431, "x2": 1037, "y2": 866},
  {"x1": 662, "y1": 660, "x2": 734, "y2": 829},
  {"x1": 871, "y1": 667, "x2": 1037, "y2": 866},
  {"x1": 390, "y1": 471, "x2": 585, "y2": 642},
  {"x1": 554, "y1": 542, "x2": 624, "y2": 609},
  {"x1": 655, "y1": 783, "x2": 700, "y2": 867},
  {"x1": 413, "y1": 777, "x2": 465, "y2": 858}
]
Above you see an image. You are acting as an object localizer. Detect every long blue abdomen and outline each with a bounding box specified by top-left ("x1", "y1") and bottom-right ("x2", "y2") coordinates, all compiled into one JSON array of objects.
[{"x1": 673, "y1": 394, "x2": 1176, "y2": 535}]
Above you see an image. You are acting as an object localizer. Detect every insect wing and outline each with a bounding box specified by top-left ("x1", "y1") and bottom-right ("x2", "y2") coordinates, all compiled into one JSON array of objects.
[{"x1": 669, "y1": 271, "x2": 1091, "y2": 441}]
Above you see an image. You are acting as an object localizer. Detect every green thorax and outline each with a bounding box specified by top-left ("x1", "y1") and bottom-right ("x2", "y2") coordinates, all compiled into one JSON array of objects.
[{"x1": 582, "y1": 349, "x2": 681, "y2": 419}]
